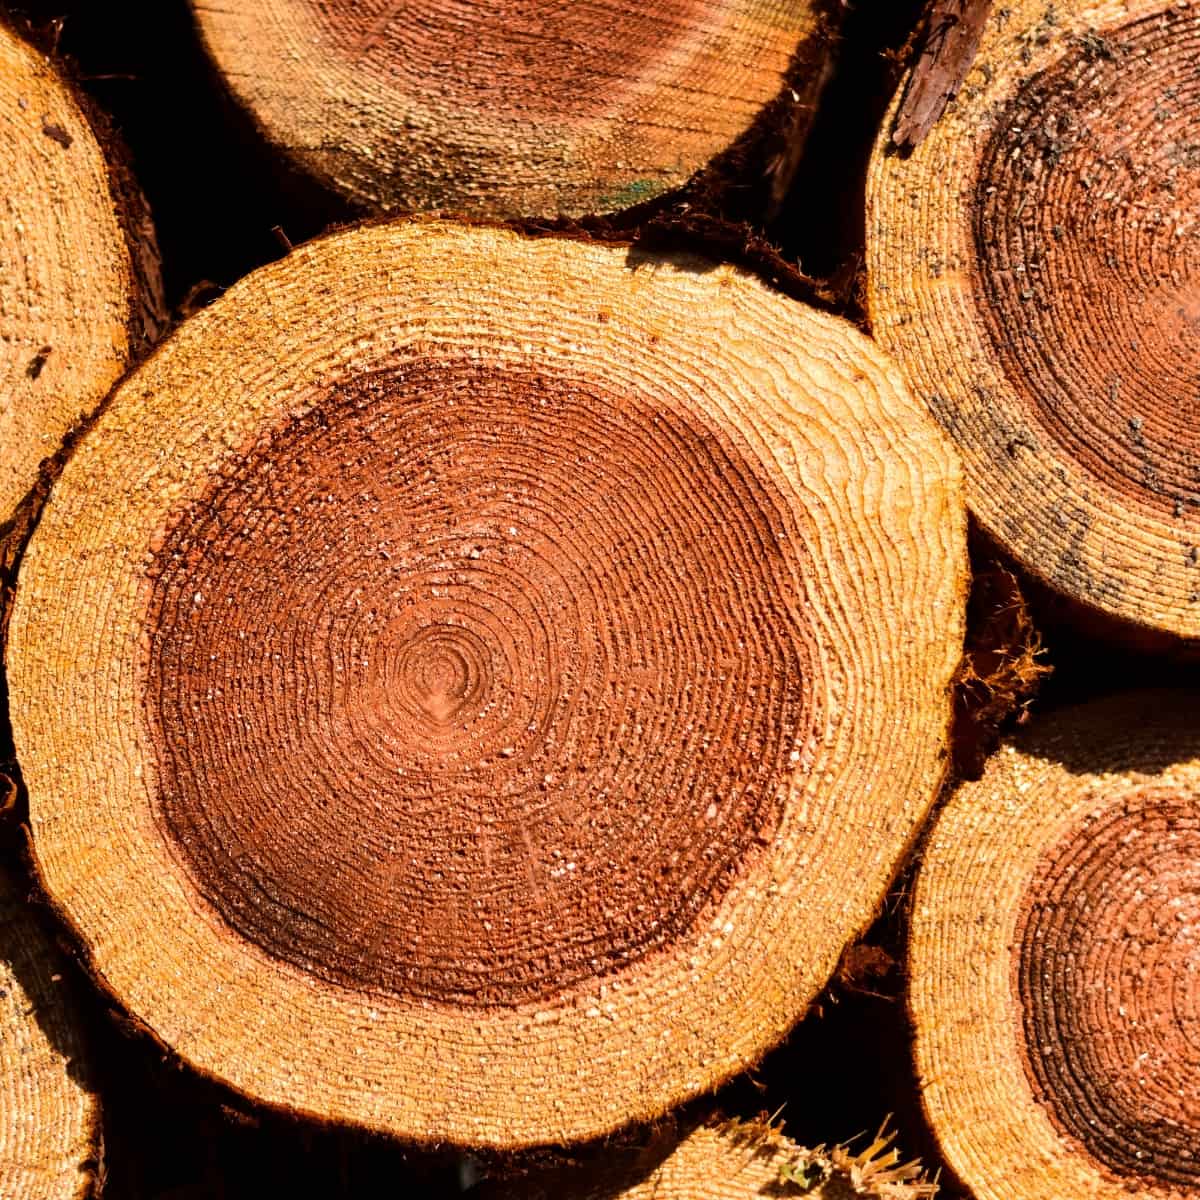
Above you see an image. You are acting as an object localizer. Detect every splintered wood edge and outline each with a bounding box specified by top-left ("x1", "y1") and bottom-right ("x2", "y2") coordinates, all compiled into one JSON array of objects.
[
  {"x1": 867, "y1": 0, "x2": 1200, "y2": 638},
  {"x1": 483, "y1": 1117, "x2": 937, "y2": 1198},
  {"x1": 9, "y1": 219, "x2": 966, "y2": 1147}
]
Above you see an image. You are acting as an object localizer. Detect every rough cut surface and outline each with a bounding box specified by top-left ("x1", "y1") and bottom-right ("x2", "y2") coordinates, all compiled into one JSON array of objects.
[
  {"x1": 868, "y1": 0, "x2": 1200, "y2": 638},
  {"x1": 0, "y1": 868, "x2": 100, "y2": 1200},
  {"x1": 0, "y1": 17, "x2": 161, "y2": 525},
  {"x1": 190, "y1": 0, "x2": 826, "y2": 216},
  {"x1": 8, "y1": 219, "x2": 966, "y2": 1148},
  {"x1": 911, "y1": 691, "x2": 1200, "y2": 1200}
]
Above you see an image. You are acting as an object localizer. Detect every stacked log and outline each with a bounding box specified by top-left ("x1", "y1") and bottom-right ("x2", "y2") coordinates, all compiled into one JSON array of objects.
[
  {"x1": 0, "y1": 868, "x2": 100, "y2": 1200},
  {"x1": 5, "y1": 218, "x2": 965, "y2": 1147},
  {"x1": 189, "y1": 0, "x2": 836, "y2": 216},
  {"x1": 868, "y1": 0, "x2": 1200, "y2": 639},
  {"x1": 910, "y1": 692, "x2": 1200, "y2": 1199},
  {"x1": 8, "y1": 0, "x2": 1200, "y2": 1193},
  {"x1": 0, "y1": 16, "x2": 162, "y2": 526}
]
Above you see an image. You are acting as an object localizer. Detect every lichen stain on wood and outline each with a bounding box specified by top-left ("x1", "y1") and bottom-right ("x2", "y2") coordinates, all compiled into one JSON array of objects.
[{"x1": 893, "y1": 0, "x2": 994, "y2": 151}]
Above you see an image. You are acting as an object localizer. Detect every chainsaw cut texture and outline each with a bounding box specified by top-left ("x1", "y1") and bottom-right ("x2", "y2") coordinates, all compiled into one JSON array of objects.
[
  {"x1": 7, "y1": 219, "x2": 965, "y2": 1148},
  {"x1": 0, "y1": 868, "x2": 99, "y2": 1200},
  {"x1": 868, "y1": 0, "x2": 1200, "y2": 638},
  {"x1": 190, "y1": 0, "x2": 828, "y2": 217},
  {"x1": 911, "y1": 691, "x2": 1200, "y2": 1200},
  {"x1": 0, "y1": 17, "x2": 161, "y2": 525}
]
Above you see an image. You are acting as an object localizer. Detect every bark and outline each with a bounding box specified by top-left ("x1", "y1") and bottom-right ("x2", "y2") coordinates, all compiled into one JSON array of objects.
[{"x1": 892, "y1": 0, "x2": 993, "y2": 151}]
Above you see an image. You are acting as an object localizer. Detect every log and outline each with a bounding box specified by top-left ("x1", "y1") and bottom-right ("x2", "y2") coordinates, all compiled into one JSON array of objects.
[
  {"x1": 483, "y1": 1117, "x2": 936, "y2": 1198},
  {"x1": 0, "y1": 17, "x2": 163, "y2": 526},
  {"x1": 7, "y1": 219, "x2": 966, "y2": 1147},
  {"x1": 0, "y1": 867, "x2": 99, "y2": 1200},
  {"x1": 188, "y1": 0, "x2": 832, "y2": 217},
  {"x1": 867, "y1": 0, "x2": 1200, "y2": 639},
  {"x1": 910, "y1": 691, "x2": 1200, "y2": 1200}
]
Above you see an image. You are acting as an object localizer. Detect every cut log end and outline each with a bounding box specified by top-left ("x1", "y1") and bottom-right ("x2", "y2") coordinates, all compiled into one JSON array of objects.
[
  {"x1": 911, "y1": 692, "x2": 1200, "y2": 1200},
  {"x1": 8, "y1": 219, "x2": 966, "y2": 1146},
  {"x1": 190, "y1": 0, "x2": 827, "y2": 217},
  {"x1": 1016, "y1": 786, "x2": 1200, "y2": 1188},
  {"x1": 317, "y1": 0, "x2": 706, "y2": 122},
  {"x1": 144, "y1": 355, "x2": 811, "y2": 1006},
  {"x1": 969, "y1": 10, "x2": 1200, "y2": 528},
  {"x1": 0, "y1": 17, "x2": 163, "y2": 526},
  {"x1": 0, "y1": 869, "x2": 100, "y2": 1200},
  {"x1": 868, "y1": 0, "x2": 1200, "y2": 638},
  {"x1": 482, "y1": 1117, "x2": 938, "y2": 1199}
]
